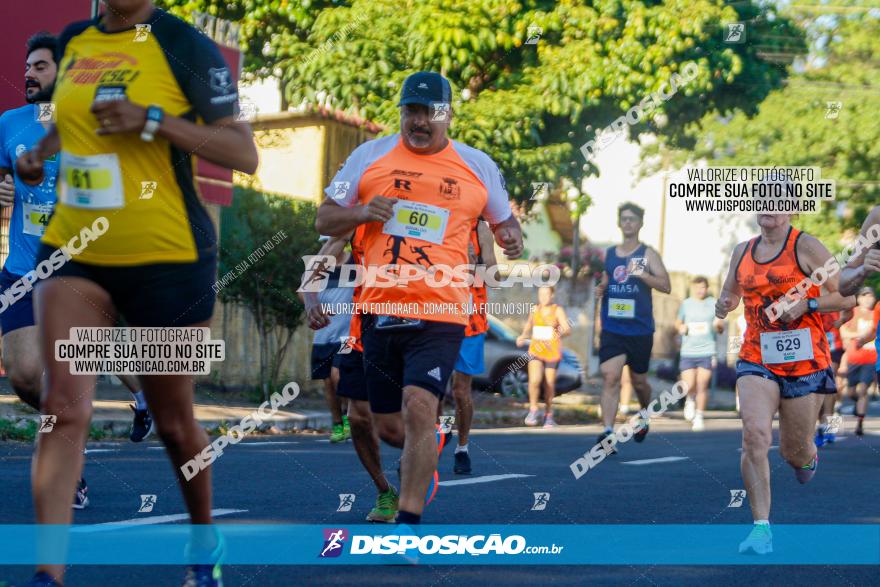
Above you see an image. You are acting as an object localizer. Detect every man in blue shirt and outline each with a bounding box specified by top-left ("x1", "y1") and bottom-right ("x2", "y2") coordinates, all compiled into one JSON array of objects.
[
  {"x1": 595, "y1": 202, "x2": 671, "y2": 447},
  {"x1": 0, "y1": 33, "x2": 150, "y2": 509}
]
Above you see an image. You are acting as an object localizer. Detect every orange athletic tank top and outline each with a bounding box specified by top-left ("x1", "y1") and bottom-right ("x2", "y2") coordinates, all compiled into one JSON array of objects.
[
  {"x1": 736, "y1": 226, "x2": 829, "y2": 376},
  {"x1": 528, "y1": 304, "x2": 562, "y2": 362}
]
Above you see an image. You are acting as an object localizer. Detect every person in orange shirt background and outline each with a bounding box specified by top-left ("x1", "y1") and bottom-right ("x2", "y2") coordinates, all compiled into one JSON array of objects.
[
  {"x1": 840, "y1": 287, "x2": 877, "y2": 436},
  {"x1": 517, "y1": 286, "x2": 571, "y2": 428}
]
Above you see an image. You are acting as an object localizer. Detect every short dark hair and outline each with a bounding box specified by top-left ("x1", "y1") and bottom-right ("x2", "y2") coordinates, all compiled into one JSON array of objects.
[
  {"x1": 691, "y1": 275, "x2": 709, "y2": 287},
  {"x1": 618, "y1": 202, "x2": 644, "y2": 221},
  {"x1": 26, "y1": 32, "x2": 57, "y2": 61}
]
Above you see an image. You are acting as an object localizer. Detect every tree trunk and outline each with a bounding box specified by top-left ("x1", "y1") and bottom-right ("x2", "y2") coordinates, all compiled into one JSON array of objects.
[
  {"x1": 269, "y1": 325, "x2": 295, "y2": 391},
  {"x1": 254, "y1": 285, "x2": 269, "y2": 402}
]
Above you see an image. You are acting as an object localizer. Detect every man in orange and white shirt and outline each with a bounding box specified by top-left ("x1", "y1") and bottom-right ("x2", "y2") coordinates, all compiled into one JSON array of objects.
[{"x1": 315, "y1": 71, "x2": 523, "y2": 525}]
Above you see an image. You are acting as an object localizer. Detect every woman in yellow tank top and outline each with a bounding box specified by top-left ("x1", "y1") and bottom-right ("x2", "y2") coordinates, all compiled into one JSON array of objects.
[{"x1": 517, "y1": 286, "x2": 570, "y2": 427}]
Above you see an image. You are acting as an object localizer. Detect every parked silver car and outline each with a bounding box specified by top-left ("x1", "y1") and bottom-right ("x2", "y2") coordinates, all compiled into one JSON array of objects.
[{"x1": 472, "y1": 315, "x2": 584, "y2": 398}]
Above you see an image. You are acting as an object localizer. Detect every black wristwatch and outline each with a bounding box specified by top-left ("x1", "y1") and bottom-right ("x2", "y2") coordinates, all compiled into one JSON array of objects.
[{"x1": 807, "y1": 298, "x2": 819, "y2": 313}]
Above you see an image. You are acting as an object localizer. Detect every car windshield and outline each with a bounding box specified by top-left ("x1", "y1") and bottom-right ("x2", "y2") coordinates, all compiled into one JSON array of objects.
[{"x1": 488, "y1": 314, "x2": 518, "y2": 343}]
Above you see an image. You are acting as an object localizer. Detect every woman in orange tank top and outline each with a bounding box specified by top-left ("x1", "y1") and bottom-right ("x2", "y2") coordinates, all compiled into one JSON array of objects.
[
  {"x1": 715, "y1": 213, "x2": 855, "y2": 554},
  {"x1": 517, "y1": 286, "x2": 570, "y2": 427}
]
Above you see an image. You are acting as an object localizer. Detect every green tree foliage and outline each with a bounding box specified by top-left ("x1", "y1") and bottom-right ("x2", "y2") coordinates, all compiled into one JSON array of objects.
[
  {"x1": 659, "y1": 2, "x2": 880, "y2": 252},
  {"x1": 160, "y1": 0, "x2": 799, "y2": 211},
  {"x1": 219, "y1": 188, "x2": 318, "y2": 398}
]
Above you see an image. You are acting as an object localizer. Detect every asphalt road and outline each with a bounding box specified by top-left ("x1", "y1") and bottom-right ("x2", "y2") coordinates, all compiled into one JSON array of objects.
[{"x1": 2, "y1": 405, "x2": 879, "y2": 586}]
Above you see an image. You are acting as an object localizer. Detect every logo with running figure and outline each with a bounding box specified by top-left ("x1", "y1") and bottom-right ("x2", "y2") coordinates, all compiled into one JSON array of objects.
[
  {"x1": 332, "y1": 181, "x2": 350, "y2": 201},
  {"x1": 525, "y1": 25, "x2": 542, "y2": 45},
  {"x1": 627, "y1": 257, "x2": 647, "y2": 276},
  {"x1": 825, "y1": 414, "x2": 843, "y2": 435},
  {"x1": 337, "y1": 494, "x2": 355, "y2": 512},
  {"x1": 299, "y1": 255, "x2": 337, "y2": 293},
  {"x1": 140, "y1": 181, "x2": 157, "y2": 200},
  {"x1": 724, "y1": 23, "x2": 746, "y2": 44},
  {"x1": 38, "y1": 415, "x2": 56, "y2": 433},
  {"x1": 825, "y1": 102, "x2": 842, "y2": 120},
  {"x1": 133, "y1": 24, "x2": 151, "y2": 42},
  {"x1": 438, "y1": 415, "x2": 455, "y2": 434},
  {"x1": 319, "y1": 528, "x2": 348, "y2": 558},
  {"x1": 727, "y1": 489, "x2": 746, "y2": 508},
  {"x1": 337, "y1": 336, "x2": 355, "y2": 355},
  {"x1": 36, "y1": 102, "x2": 55, "y2": 123},
  {"x1": 531, "y1": 492, "x2": 550, "y2": 511},
  {"x1": 612, "y1": 265, "x2": 629, "y2": 284},
  {"x1": 431, "y1": 102, "x2": 450, "y2": 122},
  {"x1": 138, "y1": 494, "x2": 157, "y2": 513}
]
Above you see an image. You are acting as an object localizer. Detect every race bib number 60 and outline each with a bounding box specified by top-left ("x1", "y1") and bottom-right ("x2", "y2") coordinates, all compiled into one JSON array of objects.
[
  {"x1": 383, "y1": 201, "x2": 449, "y2": 245},
  {"x1": 59, "y1": 151, "x2": 124, "y2": 209},
  {"x1": 760, "y1": 328, "x2": 814, "y2": 364}
]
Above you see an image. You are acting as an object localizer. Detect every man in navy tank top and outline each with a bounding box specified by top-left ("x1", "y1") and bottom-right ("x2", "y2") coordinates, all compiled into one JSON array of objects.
[{"x1": 595, "y1": 203, "x2": 671, "y2": 449}]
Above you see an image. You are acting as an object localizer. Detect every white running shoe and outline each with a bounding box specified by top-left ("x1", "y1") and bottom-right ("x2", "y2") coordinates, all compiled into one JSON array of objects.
[
  {"x1": 619, "y1": 404, "x2": 630, "y2": 416},
  {"x1": 683, "y1": 399, "x2": 696, "y2": 422},
  {"x1": 691, "y1": 414, "x2": 705, "y2": 432},
  {"x1": 524, "y1": 409, "x2": 540, "y2": 426}
]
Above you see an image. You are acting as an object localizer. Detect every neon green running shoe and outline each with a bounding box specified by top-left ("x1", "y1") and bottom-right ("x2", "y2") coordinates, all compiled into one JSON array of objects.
[
  {"x1": 330, "y1": 423, "x2": 346, "y2": 443},
  {"x1": 366, "y1": 486, "x2": 399, "y2": 523},
  {"x1": 343, "y1": 415, "x2": 351, "y2": 440}
]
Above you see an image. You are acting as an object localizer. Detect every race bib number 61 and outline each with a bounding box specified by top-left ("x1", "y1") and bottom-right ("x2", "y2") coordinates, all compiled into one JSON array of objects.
[{"x1": 59, "y1": 151, "x2": 124, "y2": 209}]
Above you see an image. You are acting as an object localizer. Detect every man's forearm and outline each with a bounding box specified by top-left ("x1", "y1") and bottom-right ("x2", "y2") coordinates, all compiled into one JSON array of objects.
[
  {"x1": 839, "y1": 266, "x2": 866, "y2": 297},
  {"x1": 817, "y1": 292, "x2": 856, "y2": 313},
  {"x1": 315, "y1": 202, "x2": 366, "y2": 236},
  {"x1": 637, "y1": 272, "x2": 671, "y2": 294}
]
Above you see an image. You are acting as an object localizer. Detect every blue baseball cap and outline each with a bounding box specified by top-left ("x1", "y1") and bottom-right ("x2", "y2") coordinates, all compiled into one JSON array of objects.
[{"x1": 398, "y1": 71, "x2": 452, "y2": 107}]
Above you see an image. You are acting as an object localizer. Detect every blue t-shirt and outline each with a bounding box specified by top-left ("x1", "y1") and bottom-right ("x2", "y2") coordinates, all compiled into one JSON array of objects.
[
  {"x1": 677, "y1": 297, "x2": 717, "y2": 358},
  {"x1": 0, "y1": 104, "x2": 59, "y2": 277},
  {"x1": 600, "y1": 243, "x2": 654, "y2": 336}
]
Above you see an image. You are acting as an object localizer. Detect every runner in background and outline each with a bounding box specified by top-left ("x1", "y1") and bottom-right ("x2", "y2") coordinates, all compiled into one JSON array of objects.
[
  {"x1": 301, "y1": 235, "x2": 351, "y2": 443},
  {"x1": 675, "y1": 276, "x2": 724, "y2": 432},
  {"x1": 449, "y1": 219, "x2": 496, "y2": 474},
  {"x1": 303, "y1": 229, "x2": 401, "y2": 522},
  {"x1": 839, "y1": 287, "x2": 876, "y2": 436},
  {"x1": 816, "y1": 309, "x2": 851, "y2": 446},
  {"x1": 517, "y1": 285, "x2": 570, "y2": 428},
  {"x1": 595, "y1": 202, "x2": 671, "y2": 447}
]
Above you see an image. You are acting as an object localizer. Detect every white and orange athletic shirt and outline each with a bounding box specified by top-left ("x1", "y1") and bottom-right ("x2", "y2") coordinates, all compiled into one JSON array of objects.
[{"x1": 326, "y1": 134, "x2": 511, "y2": 326}]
